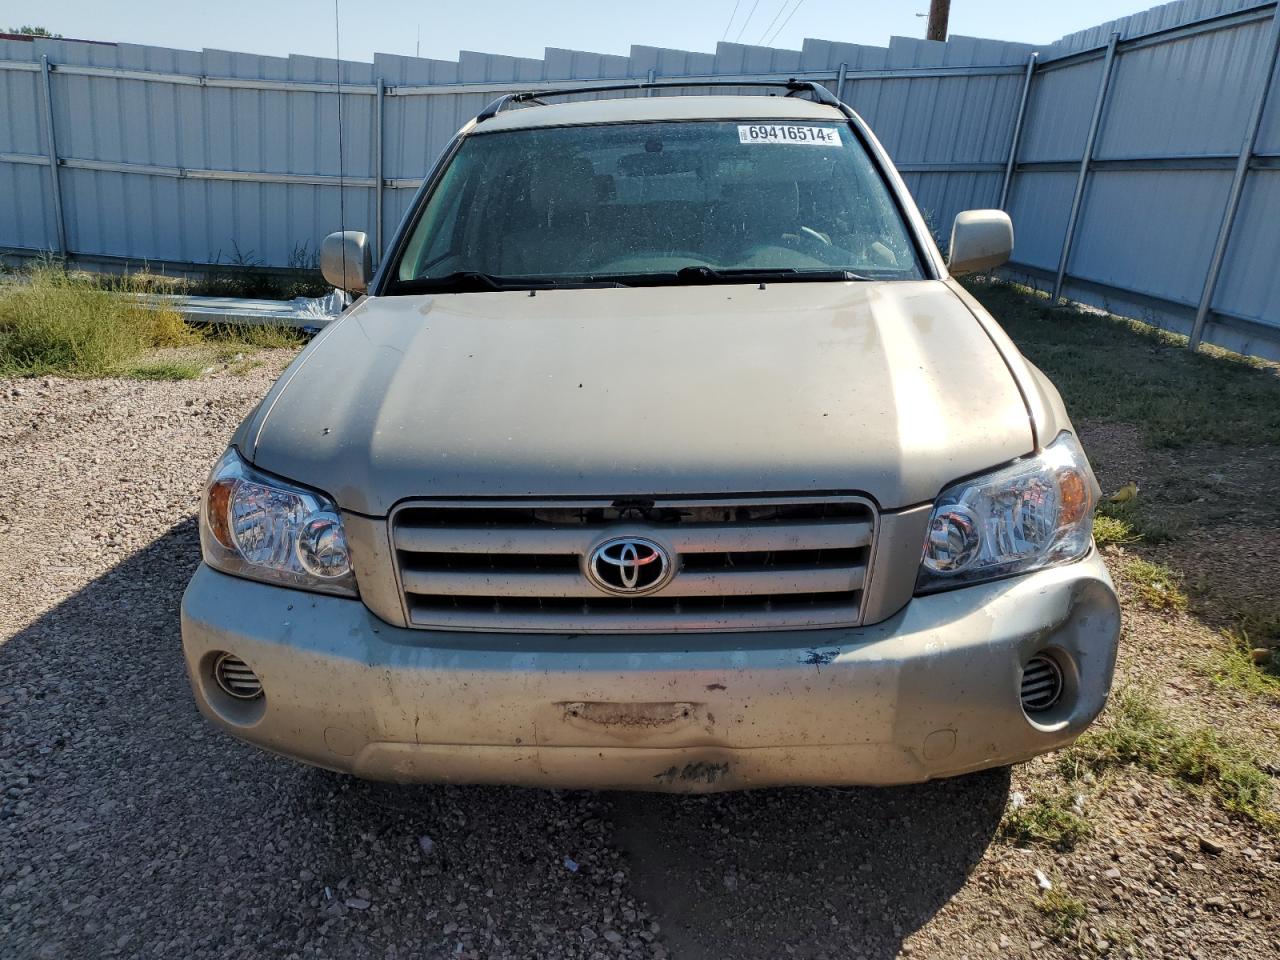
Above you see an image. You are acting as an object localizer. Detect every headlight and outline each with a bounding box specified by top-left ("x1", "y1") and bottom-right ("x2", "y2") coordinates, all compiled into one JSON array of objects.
[
  {"x1": 200, "y1": 448, "x2": 358, "y2": 597},
  {"x1": 916, "y1": 432, "x2": 1097, "y2": 593}
]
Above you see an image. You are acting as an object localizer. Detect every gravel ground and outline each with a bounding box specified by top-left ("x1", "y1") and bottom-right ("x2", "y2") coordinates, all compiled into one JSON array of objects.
[{"x1": 1, "y1": 358, "x2": 1277, "y2": 959}]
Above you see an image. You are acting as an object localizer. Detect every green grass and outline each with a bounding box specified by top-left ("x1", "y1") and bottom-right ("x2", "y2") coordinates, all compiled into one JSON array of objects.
[
  {"x1": 205, "y1": 322, "x2": 308, "y2": 351},
  {"x1": 1092, "y1": 513, "x2": 1139, "y2": 547},
  {"x1": 227, "y1": 357, "x2": 265, "y2": 377},
  {"x1": 0, "y1": 264, "x2": 194, "y2": 377},
  {"x1": 966, "y1": 280, "x2": 1280, "y2": 448},
  {"x1": 1035, "y1": 888, "x2": 1087, "y2": 941},
  {"x1": 1203, "y1": 610, "x2": 1280, "y2": 701},
  {"x1": 126, "y1": 360, "x2": 205, "y2": 381},
  {"x1": 999, "y1": 790, "x2": 1092, "y2": 852},
  {"x1": 1119, "y1": 556, "x2": 1189, "y2": 613},
  {"x1": 1095, "y1": 498, "x2": 1182, "y2": 544},
  {"x1": 0, "y1": 263, "x2": 308, "y2": 380},
  {"x1": 1060, "y1": 687, "x2": 1278, "y2": 830}
]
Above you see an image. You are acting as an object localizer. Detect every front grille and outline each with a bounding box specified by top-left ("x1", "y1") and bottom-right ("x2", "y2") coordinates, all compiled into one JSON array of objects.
[{"x1": 391, "y1": 496, "x2": 875, "y2": 633}]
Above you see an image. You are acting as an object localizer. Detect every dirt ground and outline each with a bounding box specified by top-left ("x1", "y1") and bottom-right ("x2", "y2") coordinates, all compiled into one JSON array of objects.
[{"x1": 1, "y1": 288, "x2": 1278, "y2": 959}]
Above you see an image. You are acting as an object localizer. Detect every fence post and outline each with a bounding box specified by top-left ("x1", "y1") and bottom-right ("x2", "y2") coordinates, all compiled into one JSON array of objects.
[
  {"x1": 1053, "y1": 32, "x2": 1119, "y2": 303},
  {"x1": 998, "y1": 52, "x2": 1037, "y2": 211},
  {"x1": 1189, "y1": 9, "x2": 1280, "y2": 351},
  {"x1": 645, "y1": 67, "x2": 656, "y2": 96},
  {"x1": 835, "y1": 61, "x2": 848, "y2": 103},
  {"x1": 38, "y1": 55, "x2": 68, "y2": 258},
  {"x1": 374, "y1": 77, "x2": 385, "y2": 263}
]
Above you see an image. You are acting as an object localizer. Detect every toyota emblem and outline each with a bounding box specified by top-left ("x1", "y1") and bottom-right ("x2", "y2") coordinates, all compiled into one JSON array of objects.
[{"x1": 586, "y1": 537, "x2": 673, "y2": 595}]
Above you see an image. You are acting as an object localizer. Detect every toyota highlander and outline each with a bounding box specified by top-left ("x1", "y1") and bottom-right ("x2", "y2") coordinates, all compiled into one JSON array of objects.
[{"x1": 180, "y1": 80, "x2": 1121, "y2": 791}]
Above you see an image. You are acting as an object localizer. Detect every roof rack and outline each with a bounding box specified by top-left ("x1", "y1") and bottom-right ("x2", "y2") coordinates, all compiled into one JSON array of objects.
[{"x1": 474, "y1": 78, "x2": 846, "y2": 124}]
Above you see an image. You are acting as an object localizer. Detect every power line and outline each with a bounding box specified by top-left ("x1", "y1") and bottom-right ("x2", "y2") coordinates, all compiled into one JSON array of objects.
[
  {"x1": 720, "y1": 0, "x2": 741, "y2": 42},
  {"x1": 333, "y1": 0, "x2": 347, "y2": 293},
  {"x1": 733, "y1": 0, "x2": 762, "y2": 44},
  {"x1": 764, "y1": 0, "x2": 805, "y2": 46},
  {"x1": 754, "y1": 0, "x2": 791, "y2": 46}
]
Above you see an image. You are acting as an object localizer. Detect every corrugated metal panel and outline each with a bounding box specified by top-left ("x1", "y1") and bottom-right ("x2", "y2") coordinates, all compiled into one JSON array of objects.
[
  {"x1": 1067, "y1": 169, "x2": 1233, "y2": 304},
  {"x1": 0, "y1": 40, "x2": 54, "y2": 249},
  {"x1": 1006, "y1": 171, "x2": 1078, "y2": 271},
  {"x1": 1210, "y1": 169, "x2": 1280, "y2": 322},
  {"x1": 1096, "y1": 15, "x2": 1272, "y2": 157},
  {"x1": 1252, "y1": 33, "x2": 1280, "y2": 151},
  {"x1": 1047, "y1": 0, "x2": 1263, "y2": 56},
  {"x1": 1017, "y1": 60, "x2": 1104, "y2": 162},
  {"x1": 907, "y1": 171, "x2": 1003, "y2": 242}
]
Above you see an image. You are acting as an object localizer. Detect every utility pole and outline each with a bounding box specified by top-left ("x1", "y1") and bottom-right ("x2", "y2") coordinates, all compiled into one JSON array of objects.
[{"x1": 927, "y1": 0, "x2": 951, "y2": 42}]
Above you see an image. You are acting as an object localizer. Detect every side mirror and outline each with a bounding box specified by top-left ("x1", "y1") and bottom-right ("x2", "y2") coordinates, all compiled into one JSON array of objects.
[
  {"x1": 947, "y1": 210, "x2": 1013, "y2": 276},
  {"x1": 320, "y1": 230, "x2": 373, "y2": 294}
]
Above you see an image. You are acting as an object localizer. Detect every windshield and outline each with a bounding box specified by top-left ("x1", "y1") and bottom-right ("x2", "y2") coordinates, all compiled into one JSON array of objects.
[{"x1": 391, "y1": 119, "x2": 924, "y2": 289}]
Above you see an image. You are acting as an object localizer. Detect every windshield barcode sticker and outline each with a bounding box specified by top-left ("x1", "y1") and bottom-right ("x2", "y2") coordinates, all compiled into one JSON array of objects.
[{"x1": 737, "y1": 124, "x2": 842, "y2": 146}]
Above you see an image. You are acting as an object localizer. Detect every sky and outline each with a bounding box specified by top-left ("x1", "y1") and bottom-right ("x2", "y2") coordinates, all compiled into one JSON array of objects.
[{"x1": 12, "y1": 1, "x2": 1160, "y2": 63}]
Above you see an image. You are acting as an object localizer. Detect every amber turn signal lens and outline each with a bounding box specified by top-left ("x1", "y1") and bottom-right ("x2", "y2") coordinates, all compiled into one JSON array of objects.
[
  {"x1": 206, "y1": 478, "x2": 237, "y2": 551},
  {"x1": 1058, "y1": 468, "x2": 1090, "y2": 526}
]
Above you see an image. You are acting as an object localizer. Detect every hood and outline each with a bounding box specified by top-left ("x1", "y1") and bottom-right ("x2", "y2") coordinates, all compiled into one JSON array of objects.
[{"x1": 247, "y1": 282, "x2": 1032, "y2": 515}]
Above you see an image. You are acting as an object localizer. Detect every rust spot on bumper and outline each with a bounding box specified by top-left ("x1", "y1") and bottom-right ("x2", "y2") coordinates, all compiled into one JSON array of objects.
[
  {"x1": 653, "y1": 761, "x2": 730, "y2": 785},
  {"x1": 561, "y1": 701, "x2": 698, "y2": 728}
]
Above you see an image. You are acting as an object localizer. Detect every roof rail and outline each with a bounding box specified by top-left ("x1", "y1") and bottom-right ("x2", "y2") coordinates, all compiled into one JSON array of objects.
[{"x1": 474, "y1": 78, "x2": 844, "y2": 123}]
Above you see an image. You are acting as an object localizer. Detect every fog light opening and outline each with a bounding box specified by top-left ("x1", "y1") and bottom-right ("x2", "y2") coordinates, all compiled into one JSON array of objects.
[
  {"x1": 1021, "y1": 653, "x2": 1064, "y2": 714},
  {"x1": 213, "y1": 652, "x2": 264, "y2": 700}
]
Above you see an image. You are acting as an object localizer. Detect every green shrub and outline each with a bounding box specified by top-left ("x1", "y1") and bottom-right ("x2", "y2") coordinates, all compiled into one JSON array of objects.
[{"x1": 0, "y1": 264, "x2": 193, "y2": 377}]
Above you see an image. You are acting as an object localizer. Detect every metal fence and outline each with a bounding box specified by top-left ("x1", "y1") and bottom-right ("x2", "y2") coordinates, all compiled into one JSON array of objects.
[
  {"x1": 2, "y1": 0, "x2": 1279, "y2": 359},
  {"x1": 1003, "y1": 0, "x2": 1280, "y2": 360}
]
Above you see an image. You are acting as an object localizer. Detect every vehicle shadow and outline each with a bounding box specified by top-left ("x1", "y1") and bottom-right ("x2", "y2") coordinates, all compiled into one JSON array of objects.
[
  {"x1": 609, "y1": 770, "x2": 1008, "y2": 960},
  {"x1": 0, "y1": 517, "x2": 1005, "y2": 959}
]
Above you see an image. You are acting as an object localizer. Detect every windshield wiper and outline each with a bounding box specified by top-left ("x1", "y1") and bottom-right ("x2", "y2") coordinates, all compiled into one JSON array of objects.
[
  {"x1": 668, "y1": 266, "x2": 871, "y2": 285},
  {"x1": 389, "y1": 266, "x2": 870, "y2": 294},
  {"x1": 393, "y1": 271, "x2": 515, "y2": 294},
  {"x1": 390, "y1": 272, "x2": 633, "y2": 295}
]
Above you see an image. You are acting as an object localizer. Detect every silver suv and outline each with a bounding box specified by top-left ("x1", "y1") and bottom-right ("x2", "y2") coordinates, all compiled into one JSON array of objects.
[{"x1": 181, "y1": 80, "x2": 1120, "y2": 791}]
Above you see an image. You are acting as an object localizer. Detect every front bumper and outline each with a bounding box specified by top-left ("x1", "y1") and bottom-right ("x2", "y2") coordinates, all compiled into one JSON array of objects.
[{"x1": 180, "y1": 553, "x2": 1120, "y2": 792}]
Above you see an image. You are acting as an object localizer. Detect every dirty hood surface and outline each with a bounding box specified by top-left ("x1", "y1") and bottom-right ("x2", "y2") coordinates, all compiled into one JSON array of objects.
[{"x1": 247, "y1": 281, "x2": 1032, "y2": 515}]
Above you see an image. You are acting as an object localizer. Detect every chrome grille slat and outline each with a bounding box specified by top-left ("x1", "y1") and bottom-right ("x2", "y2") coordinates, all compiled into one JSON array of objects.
[
  {"x1": 401, "y1": 564, "x2": 865, "y2": 599},
  {"x1": 391, "y1": 496, "x2": 874, "y2": 633},
  {"x1": 403, "y1": 602, "x2": 864, "y2": 634},
  {"x1": 392, "y1": 520, "x2": 872, "y2": 555}
]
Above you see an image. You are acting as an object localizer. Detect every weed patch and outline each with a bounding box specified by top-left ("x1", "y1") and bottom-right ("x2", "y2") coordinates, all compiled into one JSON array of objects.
[
  {"x1": 1060, "y1": 688, "x2": 1278, "y2": 830},
  {"x1": 999, "y1": 790, "x2": 1091, "y2": 852},
  {"x1": 1119, "y1": 556, "x2": 1188, "y2": 612},
  {"x1": 1035, "y1": 888, "x2": 1087, "y2": 941},
  {"x1": 0, "y1": 264, "x2": 194, "y2": 377},
  {"x1": 1092, "y1": 514, "x2": 1137, "y2": 547},
  {"x1": 1203, "y1": 611, "x2": 1280, "y2": 701},
  {"x1": 204, "y1": 323, "x2": 307, "y2": 351},
  {"x1": 127, "y1": 360, "x2": 205, "y2": 381},
  {"x1": 0, "y1": 263, "x2": 308, "y2": 379},
  {"x1": 1096, "y1": 498, "x2": 1181, "y2": 544}
]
